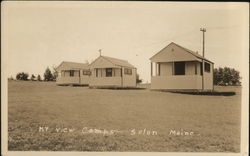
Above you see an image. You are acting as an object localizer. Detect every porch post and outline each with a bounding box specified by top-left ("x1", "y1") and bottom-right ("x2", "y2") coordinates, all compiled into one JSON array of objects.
[
  {"x1": 158, "y1": 63, "x2": 161, "y2": 76},
  {"x1": 79, "y1": 70, "x2": 81, "y2": 84},
  {"x1": 121, "y1": 67, "x2": 123, "y2": 87},
  {"x1": 212, "y1": 63, "x2": 214, "y2": 91},
  {"x1": 151, "y1": 62, "x2": 153, "y2": 76},
  {"x1": 155, "y1": 63, "x2": 157, "y2": 76}
]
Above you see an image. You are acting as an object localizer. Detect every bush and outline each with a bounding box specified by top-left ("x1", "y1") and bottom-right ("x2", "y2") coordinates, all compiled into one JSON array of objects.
[
  {"x1": 31, "y1": 74, "x2": 36, "y2": 81},
  {"x1": 214, "y1": 67, "x2": 241, "y2": 86},
  {"x1": 16, "y1": 72, "x2": 29, "y2": 81},
  {"x1": 37, "y1": 75, "x2": 42, "y2": 81}
]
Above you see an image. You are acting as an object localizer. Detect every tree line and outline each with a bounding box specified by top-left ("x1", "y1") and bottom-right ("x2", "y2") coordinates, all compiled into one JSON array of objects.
[
  {"x1": 213, "y1": 67, "x2": 241, "y2": 86},
  {"x1": 11, "y1": 67, "x2": 57, "y2": 82},
  {"x1": 10, "y1": 66, "x2": 241, "y2": 86}
]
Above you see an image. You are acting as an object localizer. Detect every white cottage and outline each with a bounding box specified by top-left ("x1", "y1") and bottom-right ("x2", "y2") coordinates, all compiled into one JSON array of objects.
[
  {"x1": 150, "y1": 42, "x2": 214, "y2": 91},
  {"x1": 89, "y1": 55, "x2": 137, "y2": 88},
  {"x1": 55, "y1": 61, "x2": 90, "y2": 86}
]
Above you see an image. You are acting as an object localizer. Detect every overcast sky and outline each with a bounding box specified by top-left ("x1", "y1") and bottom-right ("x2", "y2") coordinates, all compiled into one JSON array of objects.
[{"x1": 2, "y1": 1, "x2": 249, "y2": 82}]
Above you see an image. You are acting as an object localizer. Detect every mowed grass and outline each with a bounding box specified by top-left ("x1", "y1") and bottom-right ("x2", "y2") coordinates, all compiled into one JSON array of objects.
[{"x1": 8, "y1": 81, "x2": 241, "y2": 152}]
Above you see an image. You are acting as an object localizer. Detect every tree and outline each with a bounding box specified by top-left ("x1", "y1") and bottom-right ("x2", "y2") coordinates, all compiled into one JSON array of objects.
[
  {"x1": 43, "y1": 67, "x2": 54, "y2": 81},
  {"x1": 213, "y1": 67, "x2": 241, "y2": 86},
  {"x1": 31, "y1": 74, "x2": 36, "y2": 81},
  {"x1": 16, "y1": 72, "x2": 29, "y2": 81},
  {"x1": 37, "y1": 74, "x2": 41, "y2": 81},
  {"x1": 136, "y1": 74, "x2": 142, "y2": 84}
]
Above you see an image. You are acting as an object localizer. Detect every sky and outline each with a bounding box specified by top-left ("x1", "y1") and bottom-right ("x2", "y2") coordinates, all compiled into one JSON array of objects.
[{"x1": 2, "y1": 1, "x2": 249, "y2": 83}]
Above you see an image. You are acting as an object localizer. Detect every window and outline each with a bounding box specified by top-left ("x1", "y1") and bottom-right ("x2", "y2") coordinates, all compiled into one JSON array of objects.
[
  {"x1": 69, "y1": 70, "x2": 74, "y2": 77},
  {"x1": 200, "y1": 62, "x2": 203, "y2": 75},
  {"x1": 106, "y1": 68, "x2": 112, "y2": 77},
  {"x1": 83, "y1": 70, "x2": 91, "y2": 75},
  {"x1": 195, "y1": 63, "x2": 197, "y2": 75},
  {"x1": 174, "y1": 62, "x2": 185, "y2": 75},
  {"x1": 205, "y1": 62, "x2": 211, "y2": 73},
  {"x1": 156, "y1": 63, "x2": 161, "y2": 76},
  {"x1": 96, "y1": 69, "x2": 98, "y2": 77},
  {"x1": 124, "y1": 68, "x2": 132, "y2": 75}
]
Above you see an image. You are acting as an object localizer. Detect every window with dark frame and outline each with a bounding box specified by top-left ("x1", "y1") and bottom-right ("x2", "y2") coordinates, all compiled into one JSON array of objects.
[
  {"x1": 174, "y1": 62, "x2": 185, "y2": 75},
  {"x1": 158, "y1": 63, "x2": 161, "y2": 76},
  {"x1": 106, "y1": 68, "x2": 112, "y2": 77},
  {"x1": 83, "y1": 70, "x2": 91, "y2": 76},
  {"x1": 69, "y1": 70, "x2": 74, "y2": 77},
  {"x1": 200, "y1": 62, "x2": 203, "y2": 75},
  {"x1": 96, "y1": 69, "x2": 98, "y2": 77},
  {"x1": 195, "y1": 63, "x2": 197, "y2": 75},
  {"x1": 205, "y1": 62, "x2": 211, "y2": 73},
  {"x1": 124, "y1": 68, "x2": 132, "y2": 75}
]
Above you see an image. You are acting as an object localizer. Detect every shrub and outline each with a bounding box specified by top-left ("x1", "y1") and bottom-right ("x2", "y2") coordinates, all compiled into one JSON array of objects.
[
  {"x1": 37, "y1": 75, "x2": 42, "y2": 81},
  {"x1": 31, "y1": 74, "x2": 36, "y2": 81},
  {"x1": 16, "y1": 72, "x2": 29, "y2": 81}
]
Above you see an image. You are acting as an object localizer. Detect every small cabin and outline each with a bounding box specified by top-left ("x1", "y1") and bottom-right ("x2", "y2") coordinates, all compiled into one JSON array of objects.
[
  {"x1": 89, "y1": 55, "x2": 137, "y2": 88},
  {"x1": 55, "y1": 61, "x2": 90, "y2": 86},
  {"x1": 150, "y1": 42, "x2": 214, "y2": 91}
]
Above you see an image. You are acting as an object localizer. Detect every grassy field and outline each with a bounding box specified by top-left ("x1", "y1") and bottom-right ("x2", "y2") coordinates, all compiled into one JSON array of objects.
[{"x1": 8, "y1": 81, "x2": 241, "y2": 152}]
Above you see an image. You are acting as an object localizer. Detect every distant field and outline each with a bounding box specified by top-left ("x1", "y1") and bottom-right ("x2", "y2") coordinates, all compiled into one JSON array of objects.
[{"x1": 8, "y1": 81, "x2": 241, "y2": 152}]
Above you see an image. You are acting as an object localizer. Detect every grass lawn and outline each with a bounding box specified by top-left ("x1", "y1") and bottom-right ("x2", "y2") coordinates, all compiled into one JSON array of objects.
[{"x1": 8, "y1": 81, "x2": 241, "y2": 152}]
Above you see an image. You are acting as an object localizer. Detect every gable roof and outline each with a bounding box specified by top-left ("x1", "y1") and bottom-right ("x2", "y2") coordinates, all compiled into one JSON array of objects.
[
  {"x1": 90, "y1": 55, "x2": 136, "y2": 68},
  {"x1": 150, "y1": 42, "x2": 214, "y2": 64},
  {"x1": 55, "y1": 61, "x2": 89, "y2": 71}
]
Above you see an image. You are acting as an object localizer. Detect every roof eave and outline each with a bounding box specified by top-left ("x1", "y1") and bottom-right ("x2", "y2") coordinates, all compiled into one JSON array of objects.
[{"x1": 150, "y1": 42, "x2": 214, "y2": 64}]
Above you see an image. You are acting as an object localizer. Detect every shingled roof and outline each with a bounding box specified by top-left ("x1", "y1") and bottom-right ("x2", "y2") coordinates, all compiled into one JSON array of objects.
[
  {"x1": 55, "y1": 61, "x2": 89, "y2": 71},
  {"x1": 101, "y1": 56, "x2": 135, "y2": 68}
]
